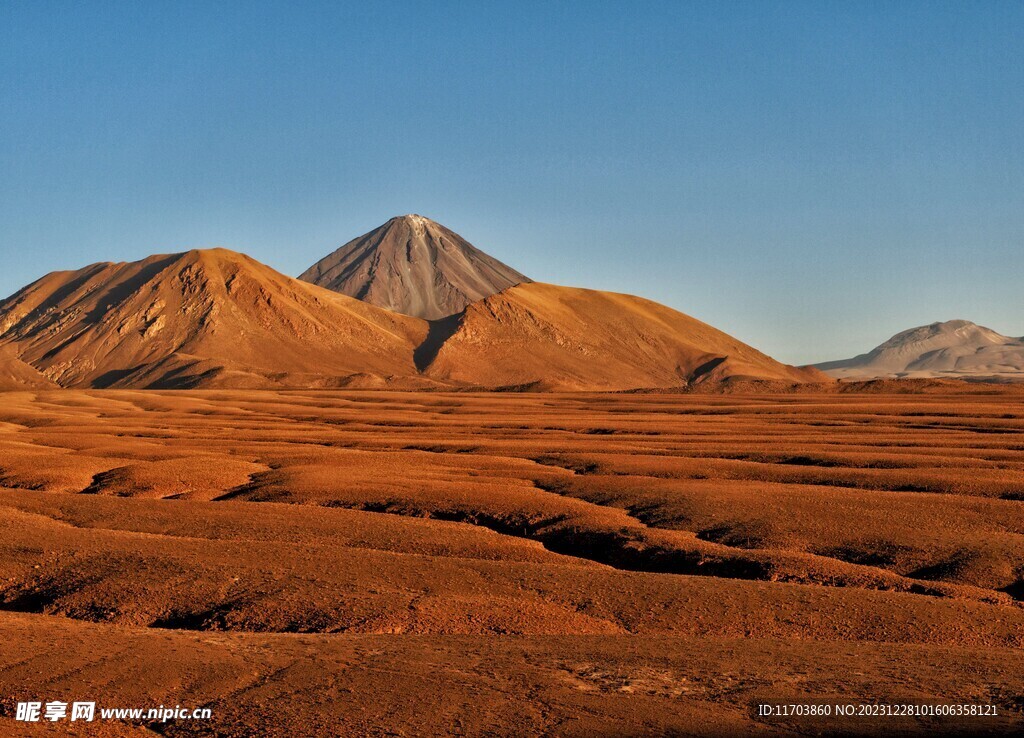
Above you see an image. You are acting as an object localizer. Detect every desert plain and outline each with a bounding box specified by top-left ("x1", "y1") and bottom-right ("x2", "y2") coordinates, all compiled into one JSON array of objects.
[{"x1": 0, "y1": 387, "x2": 1023, "y2": 736}]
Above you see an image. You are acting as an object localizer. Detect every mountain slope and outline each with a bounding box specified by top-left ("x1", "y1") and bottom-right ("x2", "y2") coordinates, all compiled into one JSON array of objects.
[
  {"x1": 423, "y1": 282, "x2": 826, "y2": 391},
  {"x1": 816, "y1": 320, "x2": 1024, "y2": 381},
  {"x1": 300, "y1": 215, "x2": 530, "y2": 320},
  {"x1": 0, "y1": 249, "x2": 428, "y2": 389},
  {"x1": 0, "y1": 345, "x2": 57, "y2": 389}
]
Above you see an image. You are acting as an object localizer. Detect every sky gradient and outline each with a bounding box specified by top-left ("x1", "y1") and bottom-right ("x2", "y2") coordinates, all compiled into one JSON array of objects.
[{"x1": 2, "y1": 1, "x2": 1022, "y2": 364}]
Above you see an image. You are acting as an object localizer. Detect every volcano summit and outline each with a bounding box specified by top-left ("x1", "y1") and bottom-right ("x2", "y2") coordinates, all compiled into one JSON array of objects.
[{"x1": 300, "y1": 214, "x2": 531, "y2": 320}]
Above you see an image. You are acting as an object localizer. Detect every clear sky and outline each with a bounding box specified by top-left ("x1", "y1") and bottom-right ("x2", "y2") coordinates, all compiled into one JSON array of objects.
[{"x1": 1, "y1": 1, "x2": 1022, "y2": 364}]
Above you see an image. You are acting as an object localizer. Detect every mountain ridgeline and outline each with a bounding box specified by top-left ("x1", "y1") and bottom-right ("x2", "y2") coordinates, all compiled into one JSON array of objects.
[{"x1": 0, "y1": 217, "x2": 826, "y2": 391}]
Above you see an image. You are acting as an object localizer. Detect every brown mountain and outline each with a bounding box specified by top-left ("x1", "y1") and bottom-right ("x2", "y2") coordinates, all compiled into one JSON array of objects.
[
  {"x1": 816, "y1": 320, "x2": 1024, "y2": 382},
  {"x1": 0, "y1": 248, "x2": 824, "y2": 391},
  {"x1": 0, "y1": 248, "x2": 427, "y2": 389},
  {"x1": 421, "y1": 282, "x2": 826, "y2": 391},
  {"x1": 299, "y1": 214, "x2": 531, "y2": 320}
]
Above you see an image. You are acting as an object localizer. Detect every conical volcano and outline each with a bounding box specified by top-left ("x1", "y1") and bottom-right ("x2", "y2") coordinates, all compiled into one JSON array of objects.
[{"x1": 299, "y1": 215, "x2": 531, "y2": 320}]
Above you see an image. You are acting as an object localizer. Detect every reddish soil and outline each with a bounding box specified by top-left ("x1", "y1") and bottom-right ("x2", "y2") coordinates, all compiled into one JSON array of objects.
[{"x1": 1, "y1": 389, "x2": 1023, "y2": 735}]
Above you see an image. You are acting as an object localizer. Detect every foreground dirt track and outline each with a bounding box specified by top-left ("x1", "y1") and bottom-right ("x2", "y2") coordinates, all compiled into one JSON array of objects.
[{"x1": 1, "y1": 390, "x2": 1024, "y2": 735}]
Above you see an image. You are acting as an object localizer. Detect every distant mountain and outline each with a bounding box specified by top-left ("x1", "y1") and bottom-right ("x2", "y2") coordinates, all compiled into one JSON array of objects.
[
  {"x1": 422, "y1": 282, "x2": 827, "y2": 391},
  {"x1": 299, "y1": 215, "x2": 530, "y2": 320},
  {"x1": 816, "y1": 320, "x2": 1024, "y2": 381},
  {"x1": 0, "y1": 248, "x2": 428, "y2": 389}
]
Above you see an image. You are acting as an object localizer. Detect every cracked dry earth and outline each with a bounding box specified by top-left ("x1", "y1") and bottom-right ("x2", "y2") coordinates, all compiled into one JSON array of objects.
[{"x1": 1, "y1": 390, "x2": 1024, "y2": 736}]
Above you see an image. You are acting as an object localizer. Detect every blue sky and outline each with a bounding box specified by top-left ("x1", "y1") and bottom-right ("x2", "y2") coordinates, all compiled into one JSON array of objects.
[{"x1": 1, "y1": 1, "x2": 1022, "y2": 364}]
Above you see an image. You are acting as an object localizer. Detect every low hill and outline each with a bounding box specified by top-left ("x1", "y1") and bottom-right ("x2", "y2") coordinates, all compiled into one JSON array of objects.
[{"x1": 0, "y1": 345, "x2": 57, "y2": 389}]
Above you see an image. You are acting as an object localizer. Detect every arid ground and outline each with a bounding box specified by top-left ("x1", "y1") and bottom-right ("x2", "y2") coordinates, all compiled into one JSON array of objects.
[{"x1": 2, "y1": 389, "x2": 1024, "y2": 736}]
